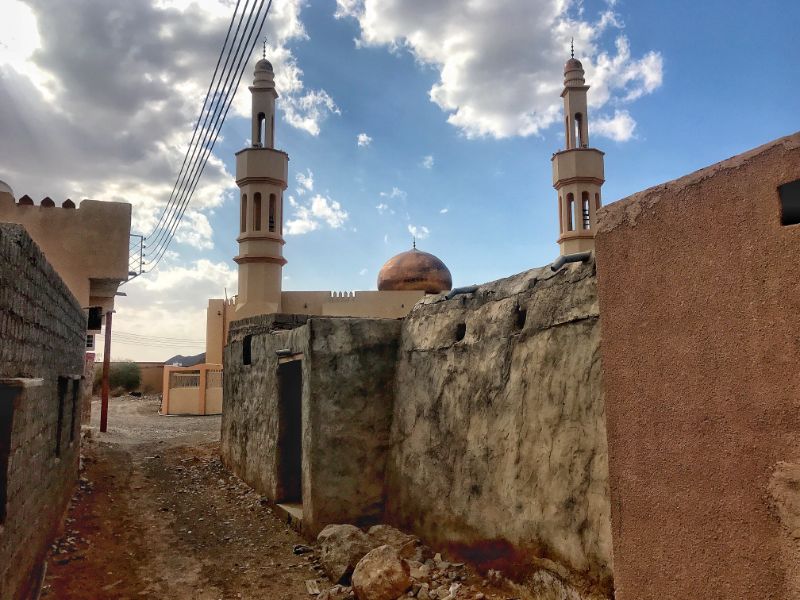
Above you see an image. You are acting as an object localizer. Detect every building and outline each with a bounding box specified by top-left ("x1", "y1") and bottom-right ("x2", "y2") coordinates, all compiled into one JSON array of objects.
[{"x1": 201, "y1": 56, "x2": 453, "y2": 373}]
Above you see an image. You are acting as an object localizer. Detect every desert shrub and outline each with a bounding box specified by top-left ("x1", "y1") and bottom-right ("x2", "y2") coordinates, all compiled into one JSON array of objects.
[{"x1": 93, "y1": 360, "x2": 141, "y2": 394}]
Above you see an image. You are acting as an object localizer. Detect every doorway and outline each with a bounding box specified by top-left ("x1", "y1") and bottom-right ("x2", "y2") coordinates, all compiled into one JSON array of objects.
[{"x1": 276, "y1": 360, "x2": 302, "y2": 504}]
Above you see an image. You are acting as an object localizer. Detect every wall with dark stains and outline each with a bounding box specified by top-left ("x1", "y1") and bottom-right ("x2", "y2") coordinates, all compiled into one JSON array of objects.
[{"x1": 386, "y1": 260, "x2": 612, "y2": 596}]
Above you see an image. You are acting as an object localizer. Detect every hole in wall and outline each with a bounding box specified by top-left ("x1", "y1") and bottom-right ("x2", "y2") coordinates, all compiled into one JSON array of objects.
[
  {"x1": 779, "y1": 179, "x2": 800, "y2": 226},
  {"x1": 243, "y1": 335, "x2": 252, "y2": 366},
  {"x1": 515, "y1": 306, "x2": 527, "y2": 331},
  {"x1": 455, "y1": 322, "x2": 466, "y2": 342}
]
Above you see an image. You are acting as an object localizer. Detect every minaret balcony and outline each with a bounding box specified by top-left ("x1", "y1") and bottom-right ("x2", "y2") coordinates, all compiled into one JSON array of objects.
[
  {"x1": 235, "y1": 146, "x2": 289, "y2": 185},
  {"x1": 552, "y1": 147, "x2": 605, "y2": 187}
]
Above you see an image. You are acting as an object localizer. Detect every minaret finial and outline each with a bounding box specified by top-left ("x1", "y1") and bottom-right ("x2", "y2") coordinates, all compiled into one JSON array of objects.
[
  {"x1": 570, "y1": 37, "x2": 574, "y2": 59},
  {"x1": 263, "y1": 37, "x2": 267, "y2": 60},
  {"x1": 413, "y1": 236, "x2": 416, "y2": 250}
]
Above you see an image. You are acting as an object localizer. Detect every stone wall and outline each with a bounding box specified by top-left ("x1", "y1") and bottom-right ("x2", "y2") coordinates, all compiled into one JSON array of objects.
[
  {"x1": 386, "y1": 259, "x2": 612, "y2": 594},
  {"x1": 221, "y1": 314, "x2": 401, "y2": 536},
  {"x1": 0, "y1": 224, "x2": 86, "y2": 600},
  {"x1": 595, "y1": 132, "x2": 800, "y2": 599}
]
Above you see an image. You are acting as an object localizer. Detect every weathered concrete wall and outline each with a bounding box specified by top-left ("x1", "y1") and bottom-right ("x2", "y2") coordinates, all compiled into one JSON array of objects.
[
  {"x1": 221, "y1": 314, "x2": 400, "y2": 536},
  {"x1": 386, "y1": 260, "x2": 612, "y2": 593},
  {"x1": 595, "y1": 132, "x2": 800, "y2": 599},
  {"x1": 0, "y1": 224, "x2": 86, "y2": 600}
]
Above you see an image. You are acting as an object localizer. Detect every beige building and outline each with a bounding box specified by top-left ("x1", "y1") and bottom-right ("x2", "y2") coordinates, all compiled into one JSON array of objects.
[
  {"x1": 204, "y1": 56, "x2": 453, "y2": 367},
  {"x1": 0, "y1": 186, "x2": 131, "y2": 317},
  {"x1": 552, "y1": 53, "x2": 604, "y2": 255}
]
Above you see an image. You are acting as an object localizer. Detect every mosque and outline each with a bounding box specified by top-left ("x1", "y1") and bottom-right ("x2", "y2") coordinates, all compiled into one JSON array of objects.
[{"x1": 204, "y1": 51, "x2": 603, "y2": 364}]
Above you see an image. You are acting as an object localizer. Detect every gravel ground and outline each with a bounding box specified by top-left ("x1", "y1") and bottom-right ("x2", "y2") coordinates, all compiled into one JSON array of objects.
[{"x1": 41, "y1": 394, "x2": 323, "y2": 600}]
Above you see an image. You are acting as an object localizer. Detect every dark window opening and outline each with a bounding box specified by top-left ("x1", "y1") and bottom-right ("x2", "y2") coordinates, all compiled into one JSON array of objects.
[
  {"x1": 243, "y1": 335, "x2": 252, "y2": 366},
  {"x1": 87, "y1": 307, "x2": 103, "y2": 331},
  {"x1": 269, "y1": 193, "x2": 276, "y2": 232},
  {"x1": 0, "y1": 386, "x2": 14, "y2": 523},
  {"x1": 455, "y1": 322, "x2": 466, "y2": 342},
  {"x1": 779, "y1": 179, "x2": 800, "y2": 226},
  {"x1": 56, "y1": 377, "x2": 67, "y2": 457},
  {"x1": 558, "y1": 196, "x2": 563, "y2": 233},
  {"x1": 566, "y1": 193, "x2": 575, "y2": 231},
  {"x1": 253, "y1": 193, "x2": 262, "y2": 231},
  {"x1": 70, "y1": 379, "x2": 79, "y2": 442},
  {"x1": 595, "y1": 192, "x2": 601, "y2": 210},
  {"x1": 515, "y1": 306, "x2": 527, "y2": 330},
  {"x1": 277, "y1": 360, "x2": 302, "y2": 503},
  {"x1": 241, "y1": 194, "x2": 248, "y2": 232},
  {"x1": 574, "y1": 112, "x2": 584, "y2": 147}
]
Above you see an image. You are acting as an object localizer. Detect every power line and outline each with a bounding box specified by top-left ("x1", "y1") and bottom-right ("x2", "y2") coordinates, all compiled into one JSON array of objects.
[{"x1": 140, "y1": 0, "x2": 273, "y2": 273}]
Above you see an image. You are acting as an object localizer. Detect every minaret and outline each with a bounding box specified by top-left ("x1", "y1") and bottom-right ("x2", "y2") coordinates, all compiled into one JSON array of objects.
[
  {"x1": 551, "y1": 46, "x2": 605, "y2": 255},
  {"x1": 234, "y1": 53, "x2": 289, "y2": 318}
]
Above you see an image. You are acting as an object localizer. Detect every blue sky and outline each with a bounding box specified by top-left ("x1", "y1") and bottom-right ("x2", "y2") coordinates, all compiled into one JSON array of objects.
[{"x1": 1, "y1": 0, "x2": 798, "y2": 360}]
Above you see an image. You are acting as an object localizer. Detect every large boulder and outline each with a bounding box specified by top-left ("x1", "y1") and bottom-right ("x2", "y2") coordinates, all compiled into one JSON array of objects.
[
  {"x1": 367, "y1": 524, "x2": 424, "y2": 561},
  {"x1": 318, "y1": 524, "x2": 374, "y2": 583},
  {"x1": 351, "y1": 545, "x2": 411, "y2": 600}
]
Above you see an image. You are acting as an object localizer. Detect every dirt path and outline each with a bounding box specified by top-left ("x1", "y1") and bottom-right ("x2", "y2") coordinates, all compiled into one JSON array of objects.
[{"x1": 42, "y1": 395, "x2": 323, "y2": 600}]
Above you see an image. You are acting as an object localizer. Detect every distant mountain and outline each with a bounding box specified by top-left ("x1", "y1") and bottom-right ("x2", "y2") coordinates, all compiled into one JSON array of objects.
[{"x1": 163, "y1": 352, "x2": 206, "y2": 367}]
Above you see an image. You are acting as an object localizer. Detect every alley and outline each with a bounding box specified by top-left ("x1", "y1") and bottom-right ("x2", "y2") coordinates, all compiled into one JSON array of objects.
[{"x1": 41, "y1": 396, "x2": 319, "y2": 600}]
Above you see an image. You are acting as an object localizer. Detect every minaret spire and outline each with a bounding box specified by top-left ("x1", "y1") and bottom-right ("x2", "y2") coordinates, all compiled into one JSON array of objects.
[
  {"x1": 550, "y1": 52, "x2": 605, "y2": 255},
  {"x1": 570, "y1": 37, "x2": 574, "y2": 59}
]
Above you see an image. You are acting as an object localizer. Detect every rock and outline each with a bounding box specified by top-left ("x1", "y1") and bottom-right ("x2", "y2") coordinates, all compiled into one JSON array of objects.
[
  {"x1": 367, "y1": 524, "x2": 424, "y2": 561},
  {"x1": 293, "y1": 544, "x2": 314, "y2": 555},
  {"x1": 318, "y1": 524, "x2": 374, "y2": 584},
  {"x1": 351, "y1": 545, "x2": 411, "y2": 600}
]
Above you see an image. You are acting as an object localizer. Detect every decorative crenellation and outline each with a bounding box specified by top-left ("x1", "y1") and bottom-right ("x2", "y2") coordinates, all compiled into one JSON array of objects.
[{"x1": 13, "y1": 195, "x2": 79, "y2": 209}]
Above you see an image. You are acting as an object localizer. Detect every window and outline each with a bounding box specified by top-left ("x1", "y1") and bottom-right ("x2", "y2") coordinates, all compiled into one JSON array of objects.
[
  {"x1": 270, "y1": 115, "x2": 275, "y2": 147},
  {"x1": 582, "y1": 192, "x2": 591, "y2": 229},
  {"x1": 574, "y1": 113, "x2": 584, "y2": 147},
  {"x1": 269, "y1": 194, "x2": 276, "y2": 232},
  {"x1": 595, "y1": 192, "x2": 601, "y2": 211},
  {"x1": 0, "y1": 386, "x2": 14, "y2": 523},
  {"x1": 253, "y1": 193, "x2": 262, "y2": 231},
  {"x1": 70, "y1": 379, "x2": 80, "y2": 442},
  {"x1": 240, "y1": 194, "x2": 247, "y2": 232},
  {"x1": 779, "y1": 179, "x2": 800, "y2": 226},
  {"x1": 564, "y1": 116, "x2": 570, "y2": 148},
  {"x1": 55, "y1": 377, "x2": 67, "y2": 457},
  {"x1": 558, "y1": 196, "x2": 564, "y2": 233},
  {"x1": 243, "y1": 335, "x2": 252, "y2": 366},
  {"x1": 257, "y1": 112, "x2": 266, "y2": 146},
  {"x1": 566, "y1": 193, "x2": 575, "y2": 231},
  {"x1": 87, "y1": 307, "x2": 103, "y2": 332}
]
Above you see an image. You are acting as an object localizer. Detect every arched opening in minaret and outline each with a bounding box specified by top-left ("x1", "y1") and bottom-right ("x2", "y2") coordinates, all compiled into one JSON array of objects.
[
  {"x1": 582, "y1": 192, "x2": 591, "y2": 229},
  {"x1": 566, "y1": 193, "x2": 575, "y2": 231},
  {"x1": 595, "y1": 192, "x2": 601, "y2": 210},
  {"x1": 270, "y1": 115, "x2": 275, "y2": 147},
  {"x1": 558, "y1": 196, "x2": 564, "y2": 233},
  {"x1": 253, "y1": 193, "x2": 262, "y2": 231},
  {"x1": 257, "y1": 112, "x2": 266, "y2": 147},
  {"x1": 564, "y1": 116, "x2": 570, "y2": 149},
  {"x1": 574, "y1": 113, "x2": 584, "y2": 148},
  {"x1": 269, "y1": 194, "x2": 276, "y2": 232},
  {"x1": 240, "y1": 194, "x2": 247, "y2": 232}
]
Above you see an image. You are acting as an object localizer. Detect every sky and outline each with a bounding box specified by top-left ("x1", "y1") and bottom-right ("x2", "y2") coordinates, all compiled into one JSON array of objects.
[{"x1": 1, "y1": 0, "x2": 798, "y2": 361}]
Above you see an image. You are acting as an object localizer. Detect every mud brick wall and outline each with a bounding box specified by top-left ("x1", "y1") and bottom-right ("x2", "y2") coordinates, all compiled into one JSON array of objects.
[
  {"x1": 595, "y1": 132, "x2": 800, "y2": 600},
  {"x1": 0, "y1": 223, "x2": 86, "y2": 600},
  {"x1": 386, "y1": 260, "x2": 612, "y2": 596},
  {"x1": 221, "y1": 315, "x2": 401, "y2": 537}
]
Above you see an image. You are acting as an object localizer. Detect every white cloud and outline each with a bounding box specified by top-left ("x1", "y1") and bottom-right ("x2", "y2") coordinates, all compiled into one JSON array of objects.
[
  {"x1": 380, "y1": 187, "x2": 406, "y2": 200},
  {"x1": 439, "y1": 208, "x2": 449, "y2": 214},
  {"x1": 359, "y1": 268, "x2": 368, "y2": 275},
  {"x1": 592, "y1": 109, "x2": 637, "y2": 142},
  {"x1": 376, "y1": 202, "x2": 393, "y2": 215},
  {"x1": 421, "y1": 154, "x2": 434, "y2": 169},
  {"x1": 335, "y1": 0, "x2": 663, "y2": 140},
  {"x1": 408, "y1": 224, "x2": 430, "y2": 240},
  {"x1": 357, "y1": 132, "x2": 373, "y2": 147},
  {"x1": 285, "y1": 193, "x2": 349, "y2": 235},
  {"x1": 110, "y1": 257, "x2": 237, "y2": 361},
  {"x1": 296, "y1": 168, "x2": 314, "y2": 195}
]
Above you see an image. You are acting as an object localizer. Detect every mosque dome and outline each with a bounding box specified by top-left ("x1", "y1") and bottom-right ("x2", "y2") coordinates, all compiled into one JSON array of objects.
[
  {"x1": 377, "y1": 246, "x2": 452, "y2": 294},
  {"x1": 0, "y1": 180, "x2": 13, "y2": 196},
  {"x1": 255, "y1": 58, "x2": 273, "y2": 72}
]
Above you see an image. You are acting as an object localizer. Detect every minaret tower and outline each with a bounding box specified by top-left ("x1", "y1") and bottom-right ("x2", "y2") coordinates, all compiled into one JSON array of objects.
[
  {"x1": 234, "y1": 52, "x2": 289, "y2": 318},
  {"x1": 551, "y1": 44, "x2": 605, "y2": 255}
]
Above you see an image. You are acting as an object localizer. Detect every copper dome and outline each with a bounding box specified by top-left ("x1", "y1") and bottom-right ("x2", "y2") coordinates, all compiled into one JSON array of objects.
[{"x1": 377, "y1": 247, "x2": 452, "y2": 294}]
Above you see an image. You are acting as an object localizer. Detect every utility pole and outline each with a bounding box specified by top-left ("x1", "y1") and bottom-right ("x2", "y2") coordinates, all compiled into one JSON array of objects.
[{"x1": 100, "y1": 311, "x2": 113, "y2": 432}]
